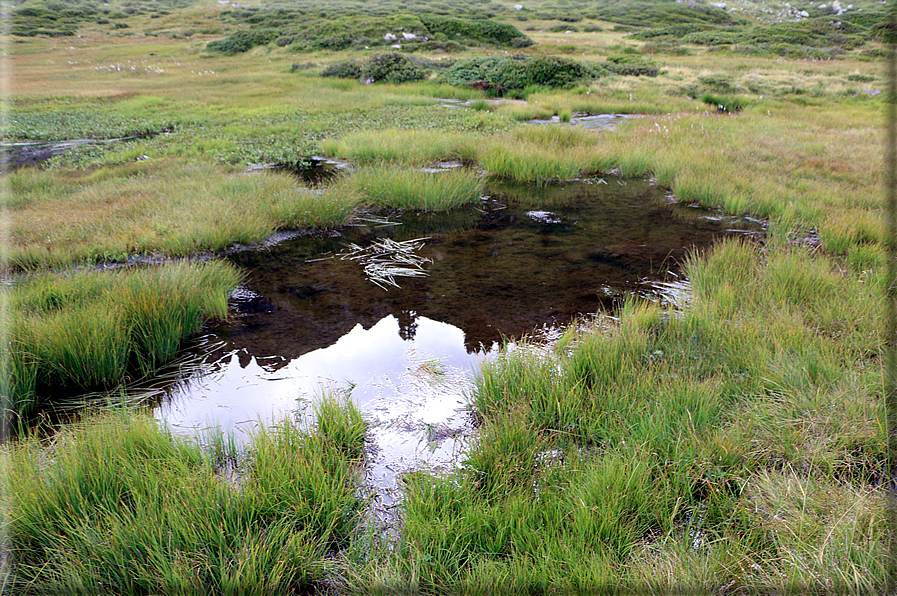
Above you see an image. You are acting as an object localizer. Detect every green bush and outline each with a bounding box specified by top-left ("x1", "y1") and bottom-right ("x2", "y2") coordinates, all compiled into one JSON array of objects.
[
  {"x1": 440, "y1": 55, "x2": 596, "y2": 92},
  {"x1": 320, "y1": 53, "x2": 427, "y2": 84},
  {"x1": 363, "y1": 52, "x2": 428, "y2": 84},
  {"x1": 604, "y1": 55, "x2": 660, "y2": 77},
  {"x1": 419, "y1": 14, "x2": 532, "y2": 47},
  {"x1": 701, "y1": 93, "x2": 744, "y2": 113},
  {"x1": 683, "y1": 30, "x2": 738, "y2": 45},
  {"x1": 205, "y1": 28, "x2": 281, "y2": 55},
  {"x1": 698, "y1": 74, "x2": 735, "y2": 92}
]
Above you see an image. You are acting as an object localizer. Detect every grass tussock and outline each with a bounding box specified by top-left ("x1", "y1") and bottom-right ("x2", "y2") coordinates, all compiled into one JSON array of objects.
[
  {"x1": 345, "y1": 239, "x2": 885, "y2": 593},
  {"x1": 3, "y1": 404, "x2": 367, "y2": 594},
  {"x1": 319, "y1": 129, "x2": 480, "y2": 166},
  {"x1": 348, "y1": 165, "x2": 485, "y2": 211},
  {"x1": 479, "y1": 125, "x2": 614, "y2": 183},
  {"x1": 2, "y1": 261, "x2": 242, "y2": 419}
]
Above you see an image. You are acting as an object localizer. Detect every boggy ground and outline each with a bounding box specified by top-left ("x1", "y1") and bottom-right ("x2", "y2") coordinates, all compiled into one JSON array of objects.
[{"x1": 0, "y1": 0, "x2": 889, "y2": 592}]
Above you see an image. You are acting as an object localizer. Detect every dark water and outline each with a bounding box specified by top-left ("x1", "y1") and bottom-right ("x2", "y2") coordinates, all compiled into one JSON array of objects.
[
  {"x1": 152, "y1": 175, "x2": 759, "y2": 514},
  {"x1": 217, "y1": 177, "x2": 754, "y2": 360}
]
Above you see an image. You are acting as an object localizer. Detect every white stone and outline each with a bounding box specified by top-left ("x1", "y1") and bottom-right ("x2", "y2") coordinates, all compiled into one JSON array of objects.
[
  {"x1": 384, "y1": 33, "x2": 397, "y2": 41},
  {"x1": 402, "y1": 32, "x2": 418, "y2": 40},
  {"x1": 514, "y1": 4, "x2": 523, "y2": 9}
]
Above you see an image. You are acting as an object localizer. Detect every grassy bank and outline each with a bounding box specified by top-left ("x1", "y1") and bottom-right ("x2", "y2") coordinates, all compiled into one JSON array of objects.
[
  {"x1": 345, "y1": 240, "x2": 885, "y2": 593},
  {"x1": 2, "y1": 397, "x2": 366, "y2": 593},
  {"x1": 2, "y1": 261, "x2": 242, "y2": 420}
]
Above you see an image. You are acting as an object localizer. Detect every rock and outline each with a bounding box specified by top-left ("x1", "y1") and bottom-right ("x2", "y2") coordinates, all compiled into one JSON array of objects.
[
  {"x1": 391, "y1": 44, "x2": 401, "y2": 49},
  {"x1": 862, "y1": 88, "x2": 881, "y2": 96},
  {"x1": 384, "y1": 33, "x2": 396, "y2": 41},
  {"x1": 402, "y1": 32, "x2": 418, "y2": 40},
  {"x1": 514, "y1": 4, "x2": 523, "y2": 9},
  {"x1": 800, "y1": 10, "x2": 809, "y2": 16},
  {"x1": 711, "y1": 2, "x2": 726, "y2": 7}
]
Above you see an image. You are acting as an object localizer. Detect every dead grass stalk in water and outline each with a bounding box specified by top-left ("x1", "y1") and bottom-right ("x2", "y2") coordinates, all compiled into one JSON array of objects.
[{"x1": 339, "y1": 237, "x2": 432, "y2": 290}]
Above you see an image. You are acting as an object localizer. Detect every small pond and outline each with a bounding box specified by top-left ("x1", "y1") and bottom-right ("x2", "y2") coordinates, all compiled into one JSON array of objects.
[{"x1": 146, "y1": 175, "x2": 760, "y2": 523}]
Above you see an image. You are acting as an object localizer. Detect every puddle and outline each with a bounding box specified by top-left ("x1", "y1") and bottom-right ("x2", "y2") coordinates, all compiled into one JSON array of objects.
[
  {"x1": 146, "y1": 175, "x2": 760, "y2": 531},
  {"x1": 524, "y1": 113, "x2": 640, "y2": 130},
  {"x1": 0, "y1": 134, "x2": 161, "y2": 170}
]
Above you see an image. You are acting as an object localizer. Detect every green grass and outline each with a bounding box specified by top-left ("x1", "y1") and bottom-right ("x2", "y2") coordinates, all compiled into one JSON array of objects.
[
  {"x1": 2, "y1": 403, "x2": 367, "y2": 594},
  {"x1": 5, "y1": 160, "x2": 362, "y2": 269},
  {"x1": 343, "y1": 239, "x2": 885, "y2": 593},
  {"x1": 348, "y1": 165, "x2": 485, "y2": 211},
  {"x1": 319, "y1": 129, "x2": 481, "y2": 166},
  {"x1": 478, "y1": 125, "x2": 613, "y2": 183},
  {"x1": 2, "y1": 3, "x2": 890, "y2": 592},
  {"x1": 2, "y1": 261, "x2": 242, "y2": 420}
]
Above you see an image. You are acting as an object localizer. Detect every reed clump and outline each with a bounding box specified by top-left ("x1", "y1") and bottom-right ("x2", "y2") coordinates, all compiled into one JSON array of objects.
[
  {"x1": 3, "y1": 404, "x2": 367, "y2": 593},
  {"x1": 3, "y1": 261, "x2": 242, "y2": 420},
  {"x1": 348, "y1": 165, "x2": 485, "y2": 211},
  {"x1": 319, "y1": 129, "x2": 481, "y2": 166},
  {"x1": 478, "y1": 125, "x2": 613, "y2": 183}
]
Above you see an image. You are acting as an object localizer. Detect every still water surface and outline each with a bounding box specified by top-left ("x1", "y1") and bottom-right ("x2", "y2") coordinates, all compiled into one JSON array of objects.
[{"x1": 152, "y1": 176, "x2": 760, "y2": 510}]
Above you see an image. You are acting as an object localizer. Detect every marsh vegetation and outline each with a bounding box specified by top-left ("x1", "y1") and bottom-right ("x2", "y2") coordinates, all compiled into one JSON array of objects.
[{"x1": 0, "y1": 0, "x2": 889, "y2": 592}]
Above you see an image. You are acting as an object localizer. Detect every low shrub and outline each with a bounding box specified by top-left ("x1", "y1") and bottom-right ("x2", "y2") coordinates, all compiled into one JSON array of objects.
[
  {"x1": 701, "y1": 93, "x2": 744, "y2": 113},
  {"x1": 320, "y1": 53, "x2": 427, "y2": 84},
  {"x1": 440, "y1": 55, "x2": 597, "y2": 92},
  {"x1": 321, "y1": 59, "x2": 364, "y2": 79},
  {"x1": 604, "y1": 55, "x2": 660, "y2": 77},
  {"x1": 205, "y1": 28, "x2": 281, "y2": 55},
  {"x1": 698, "y1": 74, "x2": 735, "y2": 92}
]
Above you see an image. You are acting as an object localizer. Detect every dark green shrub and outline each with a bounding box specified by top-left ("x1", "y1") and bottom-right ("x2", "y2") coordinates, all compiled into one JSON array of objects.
[
  {"x1": 604, "y1": 55, "x2": 660, "y2": 77},
  {"x1": 289, "y1": 62, "x2": 316, "y2": 72},
  {"x1": 418, "y1": 14, "x2": 532, "y2": 47},
  {"x1": 321, "y1": 59, "x2": 364, "y2": 79},
  {"x1": 698, "y1": 74, "x2": 735, "y2": 92},
  {"x1": 682, "y1": 30, "x2": 738, "y2": 45},
  {"x1": 320, "y1": 53, "x2": 428, "y2": 84},
  {"x1": 548, "y1": 24, "x2": 577, "y2": 32},
  {"x1": 317, "y1": 32, "x2": 353, "y2": 51},
  {"x1": 440, "y1": 55, "x2": 596, "y2": 92},
  {"x1": 205, "y1": 28, "x2": 281, "y2": 55},
  {"x1": 701, "y1": 93, "x2": 744, "y2": 113},
  {"x1": 362, "y1": 52, "x2": 428, "y2": 84}
]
